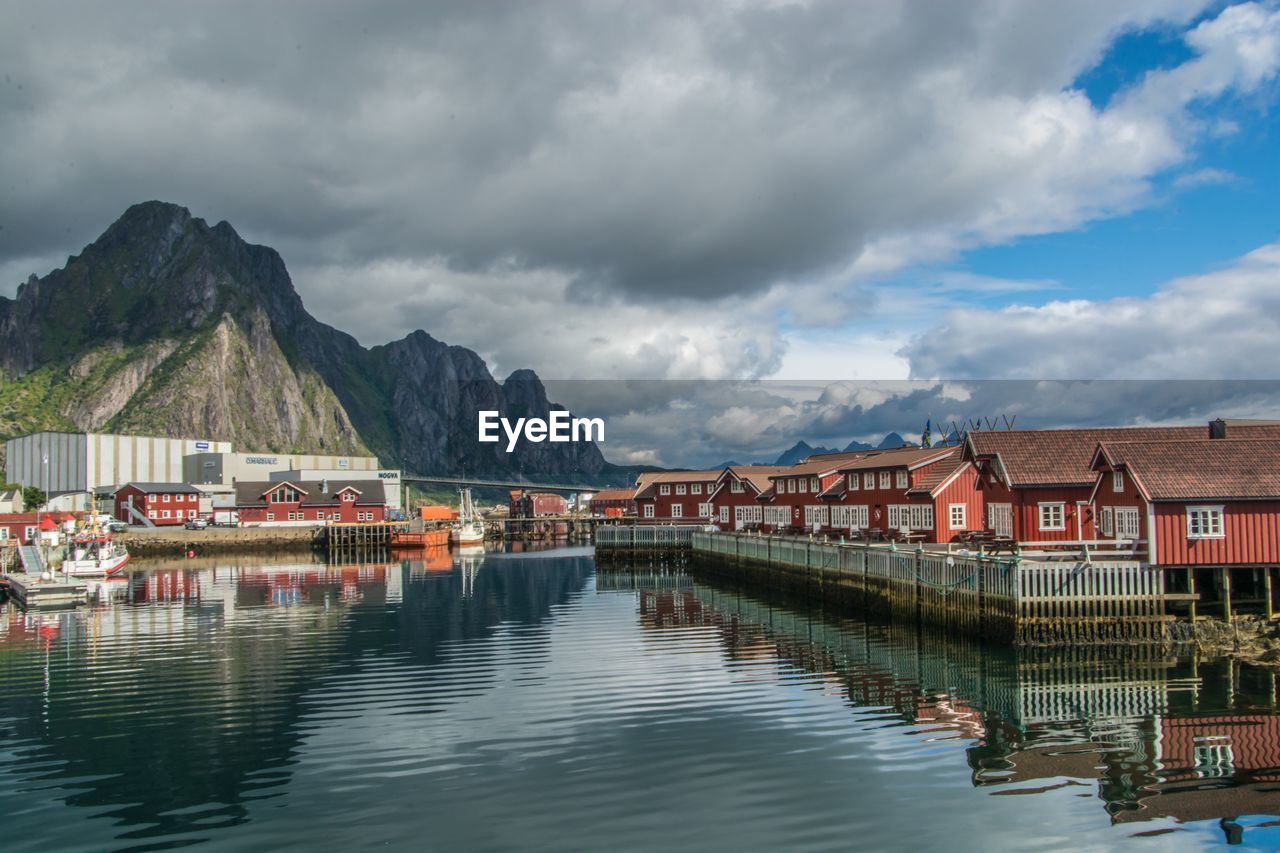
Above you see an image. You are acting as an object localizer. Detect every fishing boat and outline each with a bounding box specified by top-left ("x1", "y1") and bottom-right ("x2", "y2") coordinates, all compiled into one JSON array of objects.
[
  {"x1": 62, "y1": 531, "x2": 130, "y2": 577},
  {"x1": 61, "y1": 500, "x2": 130, "y2": 578},
  {"x1": 450, "y1": 488, "x2": 486, "y2": 545}
]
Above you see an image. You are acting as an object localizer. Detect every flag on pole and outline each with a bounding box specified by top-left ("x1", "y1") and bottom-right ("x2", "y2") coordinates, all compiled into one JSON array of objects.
[{"x1": 921, "y1": 420, "x2": 932, "y2": 448}]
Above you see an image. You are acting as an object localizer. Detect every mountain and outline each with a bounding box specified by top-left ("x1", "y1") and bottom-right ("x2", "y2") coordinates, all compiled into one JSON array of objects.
[
  {"x1": 877, "y1": 432, "x2": 909, "y2": 449},
  {"x1": 842, "y1": 439, "x2": 873, "y2": 452},
  {"x1": 0, "y1": 201, "x2": 612, "y2": 482},
  {"x1": 772, "y1": 440, "x2": 841, "y2": 466}
]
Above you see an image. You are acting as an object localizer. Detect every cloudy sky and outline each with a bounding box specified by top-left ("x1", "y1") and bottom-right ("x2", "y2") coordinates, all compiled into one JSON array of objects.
[{"x1": 2, "y1": 1, "x2": 1278, "y2": 464}]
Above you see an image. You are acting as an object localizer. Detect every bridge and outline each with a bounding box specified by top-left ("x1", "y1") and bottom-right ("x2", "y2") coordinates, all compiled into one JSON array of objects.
[{"x1": 401, "y1": 475, "x2": 632, "y2": 494}]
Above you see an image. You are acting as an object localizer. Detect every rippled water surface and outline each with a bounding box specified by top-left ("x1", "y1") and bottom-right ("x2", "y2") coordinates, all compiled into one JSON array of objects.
[{"x1": 2, "y1": 546, "x2": 1279, "y2": 851}]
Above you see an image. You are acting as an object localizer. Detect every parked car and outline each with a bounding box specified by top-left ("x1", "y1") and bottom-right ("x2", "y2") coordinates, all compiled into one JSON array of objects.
[
  {"x1": 185, "y1": 517, "x2": 209, "y2": 530},
  {"x1": 107, "y1": 521, "x2": 128, "y2": 533}
]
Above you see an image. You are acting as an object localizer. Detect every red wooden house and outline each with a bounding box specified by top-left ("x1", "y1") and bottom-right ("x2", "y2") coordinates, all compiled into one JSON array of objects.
[
  {"x1": 755, "y1": 452, "x2": 865, "y2": 533},
  {"x1": 0, "y1": 512, "x2": 80, "y2": 544},
  {"x1": 633, "y1": 470, "x2": 722, "y2": 523},
  {"x1": 588, "y1": 488, "x2": 637, "y2": 517},
  {"x1": 706, "y1": 466, "x2": 792, "y2": 530},
  {"x1": 817, "y1": 446, "x2": 981, "y2": 543},
  {"x1": 234, "y1": 479, "x2": 387, "y2": 526},
  {"x1": 509, "y1": 491, "x2": 569, "y2": 518},
  {"x1": 967, "y1": 422, "x2": 1280, "y2": 546},
  {"x1": 114, "y1": 482, "x2": 202, "y2": 526}
]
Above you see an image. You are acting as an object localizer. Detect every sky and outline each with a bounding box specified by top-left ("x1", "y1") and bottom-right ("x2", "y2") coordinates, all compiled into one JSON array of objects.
[{"x1": 2, "y1": 1, "x2": 1279, "y2": 465}]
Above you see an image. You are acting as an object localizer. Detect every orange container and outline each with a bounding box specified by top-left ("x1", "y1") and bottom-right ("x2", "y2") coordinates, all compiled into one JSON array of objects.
[{"x1": 419, "y1": 505, "x2": 456, "y2": 521}]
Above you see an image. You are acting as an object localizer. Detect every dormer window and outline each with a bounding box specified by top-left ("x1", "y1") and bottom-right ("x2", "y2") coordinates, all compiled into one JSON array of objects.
[
  {"x1": 731, "y1": 480, "x2": 744, "y2": 493},
  {"x1": 1112, "y1": 471, "x2": 1124, "y2": 493},
  {"x1": 270, "y1": 486, "x2": 301, "y2": 503},
  {"x1": 341, "y1": 491, "x2": 356, "y2": 502}
]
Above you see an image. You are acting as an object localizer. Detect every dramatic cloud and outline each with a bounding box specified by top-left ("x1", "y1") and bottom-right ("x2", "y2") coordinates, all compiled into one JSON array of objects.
[
  {"x1": 904, "y1": 242, "x2": 1280, "y2": 379},
  {"x1": 3, "y1": 1, "x2": 1278, "y2": 380}
]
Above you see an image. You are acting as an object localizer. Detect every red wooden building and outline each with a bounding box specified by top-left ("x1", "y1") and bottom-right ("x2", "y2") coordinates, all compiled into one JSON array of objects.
[
  {"x1": 234, "y1": 479, "x2": 387, "y2": 526},
  {"x1": 633, "y1": 470, "x2": 722, "y2": 523},
  {"x1": 966, "y1": 421, "x2": 1280, "y2": 546},
  {"x1": 818, "y1": 446, "x2": 981, "y2": 543},
  {"x1": 509, "y1": 491, "x2": 569, "y2": 518},
  {"x1": 0, "y1": 512, "x2": 79, "y2": 544},
  {"x1": 707, "y1": 466, "x2": 792, "y2": 530},
  {"x1": 113, "y1": 482, "x2": 202, "y2": 526},
  {"x1": 755, "y1": 452, "x2": 865, "y2": 533},
  {"x1": 588, "y1": 488, "x2": 636, "y2": 517}
]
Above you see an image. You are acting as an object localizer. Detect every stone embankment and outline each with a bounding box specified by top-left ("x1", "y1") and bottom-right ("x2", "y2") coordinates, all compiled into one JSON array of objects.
[{"x1": 118, "y1": 526, "x2": 322, "y2": 557}]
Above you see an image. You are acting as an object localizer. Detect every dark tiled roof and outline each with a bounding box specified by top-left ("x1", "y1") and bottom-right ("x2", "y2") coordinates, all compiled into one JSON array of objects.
[
  {"x1": 906, "y1": 456, "x2": 972, "y2": 497},
  {"x1": 967, "y1": 427, "x2": 1211, "y2": 488},
  {"x1": 116, "y1": 482, "x2": 202, "y2": 495},
  {"x1": 722, "y1": 465, "x2": 793, "y2": 494},
  {"x1": 235, "y1": 479, "x2": 386, "y2": 507},
  {"x1": 589, "y1": 489, "x2": 636, "y2": 502},
  {"x1": 771, "y1": 452, "x2": 866, "y2": 478},
  {"x1": 634, "y1": 469, "x2": 723, "y2": 499},
  {"x1": 834, "y1": 446, "x2": 957, "y2": 474},
  {"x1": 1097, "y1": 439, "x2": 1280, "y2": 501}
]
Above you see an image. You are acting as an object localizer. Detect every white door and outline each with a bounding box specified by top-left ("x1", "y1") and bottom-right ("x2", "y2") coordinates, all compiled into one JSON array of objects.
[{"x1": 988, "y1": 503, "x2": 1013, "y2": 538}]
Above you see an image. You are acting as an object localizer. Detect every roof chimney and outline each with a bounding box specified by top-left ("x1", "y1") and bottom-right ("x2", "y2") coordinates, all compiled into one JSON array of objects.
[
  {"x1": 1209, "y1": 419, "x2": 1227, "y2": 440},
  {"x1": 321, "y1": 478, "x2": 329, "y2": 493}
]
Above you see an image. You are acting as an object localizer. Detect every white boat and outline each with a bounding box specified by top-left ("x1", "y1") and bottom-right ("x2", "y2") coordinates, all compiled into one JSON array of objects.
[
  {"x1": 450, "y1": 488, "x2": 486, "y2": 545},
  {"x1": 62, "y1": 533, "x2": 130, "y2": 577}
]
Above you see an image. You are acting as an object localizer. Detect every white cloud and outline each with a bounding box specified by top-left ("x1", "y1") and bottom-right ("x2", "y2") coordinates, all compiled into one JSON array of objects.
[{"x1": 903, "y1": 242, "x2": 1280, "y2": 379}]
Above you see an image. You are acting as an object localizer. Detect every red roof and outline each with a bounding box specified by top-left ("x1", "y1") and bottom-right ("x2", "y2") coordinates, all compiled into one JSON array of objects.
[
  {"x1": 970, "y1": 423, "x2": 1280, "y2": 488},
  {"x1": 589, "y1": 489, "x2": 636, "y2": 502},
  {"x1": 1096, "y1": 439, "x2": 1280, "y2": 501}
]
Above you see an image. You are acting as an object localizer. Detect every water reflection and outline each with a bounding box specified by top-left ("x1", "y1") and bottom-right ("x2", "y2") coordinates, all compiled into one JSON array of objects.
[
  {"x1": 0, "y1": 549, "x2": 1276, "y2": 851},
  {"x1": 602, "y1": 569, "x2": 1280, "y2": 846}
]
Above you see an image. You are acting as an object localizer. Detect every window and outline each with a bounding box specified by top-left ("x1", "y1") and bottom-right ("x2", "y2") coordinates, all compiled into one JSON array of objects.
[
  {"x1": 1038, "y1": 503, "x2": 1065, "y2": 531},
  {"x1": 719, "y1": 506, "x2": 729, "y2": 523},
  {"x1": 864, "y1": 472, "x2": 874, "y2": 489},
  {"x1": 659, "y1": 484, "x2": 670, "y2": 496},
  {"x1": 691, "y1": 484, "x2": 701, "y2": 495},
  {"x1": 698, "y1": 502, "x2": 713, "y2": 517},
  {"x1": 162, "y1": 509, "x2": 171, "y2": 519},
  {"x1": 988, "y1": 503, "x2": 1013, "y2": 538},
  {"x1": 803, "y1": 505, "x2": 829, "y2": 527},
  {"x1": 889, "y1": 505, "x2": 926, "y2": 529},
  {"x1": 829, "y1": 505, "x2": 869, "y2": 529},
  {"x1": 162, "y1": 493, "x2": 170, "y2": 503},
  {"x1": 798, "y1": 479, "x2": 808, "y2": 494},
  {"x1": 764, "y1": 506, "x2": 790, "y2": 526},
  {"x1": 810, "y1": 477, "x2": 819, "y2": 492},
  {"x1": 949, "y1": 504, "x2": 966, "y2": 530},
  {"x1": 288, "y1": 511, "x2": 300, "y2": 521},
  {"x1": 675, "y1": 484, "x2": 686, "y2": 495},
  {"x1": 735, "y1": 505, "x2": 763, "y2": 525},
  {"x1": 731, "y1": 480, "x2": 744, "y2": 493},
  {"x1": 879, "y1": 471, "x2": 891, "y2": 489},
  {"x1": 342, "y1": 491, "x2": 356, "y2": 502},
  {"x1": 24, "y1": 526, "x2": 36, "y2": 540},
  {"x1": 1112, "y1": 471, "x2": 1125, "y2": 493},
  {"x1": 643, "y1": 504, "x2": 655, "y2": 518},
  {"x1": 267, "y1": 512, "x2": 275, "y2": 521},
  {"x1": 896, "y1": 470, "x2": 908, "y2": 489},
  {"x1": 147, "y1": 510, "x2": 157, "y2": 519},
  {"x1": 1187, "y1": 506, "x2": 1224, "y2": 539},
  {"x1": 271, "y1": 486, "x2": 300, "y2": 503},
  {"x1": 188, "y1": 509, "x2": 196, "y2": 519},
  {"x1": 0, "y1": 528, "x2": 8, "y2": 541},
  {"x1": 847, "y1": 474, "x2": 859, "y2": 490},
  {"x1": 1099, "y1": 506, "x2": 1114, "y2": 537},
  {"x1": 1116, "y1": 508, "x2": 1141, "y2": 539},
  {"x1": 671, "y1": 503, "x2": 683, "y2": 518}
]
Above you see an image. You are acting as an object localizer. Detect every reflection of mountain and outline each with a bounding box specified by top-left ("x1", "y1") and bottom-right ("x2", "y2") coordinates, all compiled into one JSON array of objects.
[
  {"x1": 610, "y1": 571, "x2": 1280, "y2": 838},
  {"x1": 0, "y1": 553, "x2": 593, "y2": 842}
]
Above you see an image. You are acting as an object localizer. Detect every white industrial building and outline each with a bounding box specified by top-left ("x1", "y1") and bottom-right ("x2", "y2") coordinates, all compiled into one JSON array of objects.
[
  {"x1": 183, "y1": 451, "x2": 380, "y2": 488},
  {"x1": 268, "y1": 468, "x2": 402, "y2": 509},
  {"x1": 6, "y1": 432, "x2": 232, "y2": 507}
]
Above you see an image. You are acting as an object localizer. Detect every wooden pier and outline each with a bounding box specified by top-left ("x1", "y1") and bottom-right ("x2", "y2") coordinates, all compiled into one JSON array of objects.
[
  {"x1": 596, "y1": 528, "x2": 1172, "y2": 645},
  {"x1": 1, "y1": 572, "x2": 91, "y2": 607}
]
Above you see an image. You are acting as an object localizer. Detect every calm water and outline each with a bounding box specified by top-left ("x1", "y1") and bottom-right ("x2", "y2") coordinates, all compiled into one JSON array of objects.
[{"x1": 1, "y1": 546, "x2": 1278, "y2": 852}]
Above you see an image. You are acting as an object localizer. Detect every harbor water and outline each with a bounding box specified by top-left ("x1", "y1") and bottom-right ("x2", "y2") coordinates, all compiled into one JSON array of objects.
[{"x1": 1, "y1": 546, "x2": 1278, "y2": 851}]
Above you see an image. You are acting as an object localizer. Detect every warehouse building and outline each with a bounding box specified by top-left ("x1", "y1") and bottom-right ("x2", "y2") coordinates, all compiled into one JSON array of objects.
[
  {"x1": 182, "y1": 451, "x2": 380, "y2": 487},
  {"x1": 5, "y1": 431, "x2": 231, "y2": 508}
]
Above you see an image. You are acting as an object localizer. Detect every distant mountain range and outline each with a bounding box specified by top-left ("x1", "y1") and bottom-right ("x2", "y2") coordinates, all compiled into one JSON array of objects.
[
  {"x1": 771, "y1": 432, "x2": 920, "y2": 465},
  {"x1": 0, "y1": 201, "x2": 624, "y2": 485}
]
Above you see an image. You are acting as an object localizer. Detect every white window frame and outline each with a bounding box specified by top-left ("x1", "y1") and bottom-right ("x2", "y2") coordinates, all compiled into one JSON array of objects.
[
  {"x1": 730, "y1": 480, "x2": 744, "y2": 493},
  {"x1": 162, "y1": 509, "x2": 171, "y2": 519},
  {"x1": 949, "y1": 503, "x2": 966, "y2": 530},
  {"x1": 719, "y1": 506, "x2": 729, "y2": 523},
  {"x1": 847, "y1": 474, "x2": 859, "y2": 491},
  {"x1": 675, "y1": 483, "x2": 687, "y2": 495},
  {"x1": 896, "y1": 470, "x2": 908, "y2": 489},
  {"x1": 803, "y1": 505, "x2": 828, "y2": 527},
  {"x1": 1038, "y1": 502, "x2": 1066, "y2": 532},
  {"x1": 671, "y1": 503, "x2": 683, "y2": 518},
  {"x1": 24, "y1": 526, "x2": 36, "y2": 540},
  {"x1": 1099, "y1": 506, "x2": 1114, "y2": 537},
  {"x1": 692, "y1": 483, "x2": 702, "y2": 495},
  {"x1": 659, "y1": 484, "x2": 670, "y2": 496},
  {"x1": 643, "y1": 504, "x2": 655, "y2": 519},
  {"x1": 267, "y1": 512, "x2": 275, "y2": 521},
  {"x1": 879, "y1": 472, "x2": 891, "y2": 489},
  {"x1": 0, "y1": 528, "x2": 8, "y2": 541},
  {"x1": 810, "y1": 477, "x2": 820, "y2": 492},
  {"x1": 1115, "y1": 507, "x2": 1140, "y2": 539},
  {"x1": 1187, "y1": 505, "x2": 1224, "y2": 539},
  {"x1": 988, "y1": 503, "x2": 1013, "y2": 538},
  {"x1": 864, "y1": 472, "x2": 874, "y2": 489},
  {"x1": 1112, "y1": 471, "x2": 1124, "y2": 493},
  {"x1": 698, "y1": 502, "x2": 713, "y2": 518},
  {"x1": 764, "y1": 505, "x2": 790, "y2": 527},
  {"x1": 162, "y1": 493, "x2": 170, "y2": 503},
  {"x1": 798, "y1": 479, "x2": 808, "y2": 494}
]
